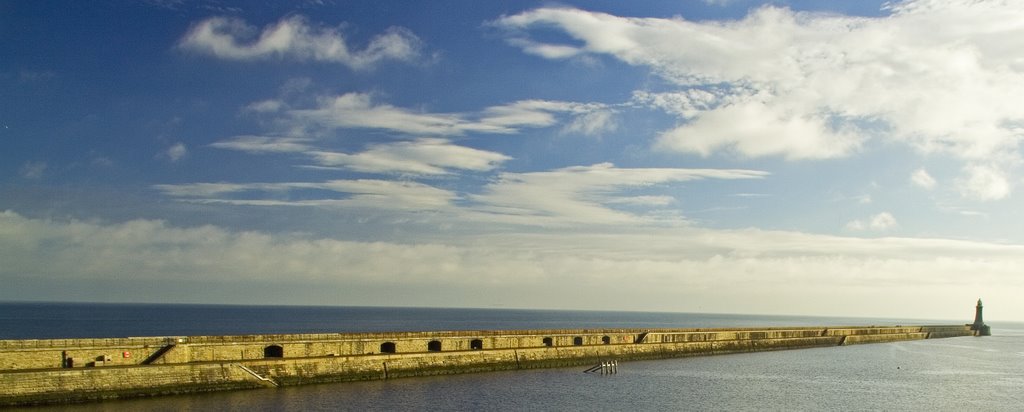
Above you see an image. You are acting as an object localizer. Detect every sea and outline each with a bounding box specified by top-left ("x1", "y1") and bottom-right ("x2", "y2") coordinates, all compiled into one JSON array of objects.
[{"x1": 2, "y1": 302, "x2": 1022, "y2": 411}]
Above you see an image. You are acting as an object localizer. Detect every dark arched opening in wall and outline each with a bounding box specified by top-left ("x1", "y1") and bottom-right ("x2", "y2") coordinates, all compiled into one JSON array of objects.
[
  {"x1": 264, "y1": 345, "x2": 284, "y2": 358},
  {"x1": 602, "y1": 336, "x2": 611, "y2": 345},
  {"x1": 381, "y1": 342, "x2": 397, "y2": 353},
  {"x1": 428, "y1": 340, "x2": 442, "y2": 352},
  {"x1": 542, "y1": 337, "x2": 553, "y2": 347},
  {"x1": 470, "y1": 339, "x2": 483, "y2": 350},
  {"x1": 573, "y1": 336, "x2": 584, "y2": 346}
]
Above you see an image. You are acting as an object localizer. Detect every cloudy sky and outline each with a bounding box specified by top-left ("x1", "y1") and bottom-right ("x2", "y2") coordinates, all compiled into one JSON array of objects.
[{"x1": 2, "y1": 0, "x2": 1022, "y2": 321}]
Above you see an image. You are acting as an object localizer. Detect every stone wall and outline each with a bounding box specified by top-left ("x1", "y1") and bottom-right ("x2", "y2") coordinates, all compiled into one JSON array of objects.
[
  {"x1": 0, "y1": 324, "x2": 977, "y2": 406},
  {"x1": 0, "y1": 326, "x2": 977, "y2": 371},
  {"x1": 0, "y1": 362, "x2": 264, "y2": 406},
  {"x1": 0, "y1": 337, "x2": 182, "y2": 370}
]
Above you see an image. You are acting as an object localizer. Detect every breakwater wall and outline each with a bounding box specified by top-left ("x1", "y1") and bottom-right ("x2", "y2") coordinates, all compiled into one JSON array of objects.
[{"x1": 0, "y1": 324, "x2": 977, "y2": 406}]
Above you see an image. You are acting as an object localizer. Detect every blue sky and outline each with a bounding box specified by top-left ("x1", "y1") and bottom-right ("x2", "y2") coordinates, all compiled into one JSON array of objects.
[{"x1": 2, "y1": 0, "x2": 1023, "y2": 321}]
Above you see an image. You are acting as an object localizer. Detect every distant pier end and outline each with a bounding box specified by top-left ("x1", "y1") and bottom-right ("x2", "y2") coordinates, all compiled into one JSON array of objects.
[{"x1": 971, "y1": 298, "x2": 992, "y2": 336}]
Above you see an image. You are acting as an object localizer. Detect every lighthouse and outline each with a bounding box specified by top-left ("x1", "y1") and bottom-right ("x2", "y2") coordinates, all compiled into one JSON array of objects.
[{"x1": 971, "y1": 299, "x2": 992, "y2": 336}]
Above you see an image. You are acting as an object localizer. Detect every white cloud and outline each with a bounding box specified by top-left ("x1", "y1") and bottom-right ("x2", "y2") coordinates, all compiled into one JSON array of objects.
[
  {"x1": 911, "y1": 168, "x2": 937, "y2": 190},
  {"x1": 844, "y1": 220, "x2": 865, "y2": 231},
  {"x1": 244, "y1": 99, "x2": 286, "y2": 113},
  {"x1": 655, "y1": 99, "x2": 861, "y2": 160},
  {"x1": 291, "y1": 93, "x2": 475, "y2": 135},
  {"x1": 957, "y1": 164, "x2": 1011, "y2": 201},
  {"x1": 153, "y1": 182, "x2": 256, "y2": 198},
  {"x1": 0, "y1": 210, "x2": 462, "y2": 285},
  {"x1": 210, "y1": 119, "x2": 514, "y2": 177},
  {"x1": 90, "y1": 155, "x2": 114, "y2": 168},
  {"x1": 479, "y1": 100, "x2": 602, "y2": 129},
  {"x1": 210, "y1": 135, "x2": 312, "y2": 153},
  {"x1": 19, "y1": 161, "x2": 47, "y2": 179},
  {"x1": 470, "y1": 163, "x2": 768, "y2": 226},
  {"x1": 959, "y1": 210, "x2": 988, "y2": 218},
  {"x1": 318, "y1": 180, "x2": 459, "y2": 210},
  {"x1": 164, "y1": 143, "x2": 188, "y2": 162},
  {"x1": 155, "y1": 163, "x2": 767, "y2": 227},
  {"x1": 308, "y1": 138, "x2": 511, "y2": 175},
  {"x1": 3, "y1": 210, "x2": 1021, "y2": 318},
  {"x1": 178, "y1": 16, "x2": 422, "y2": 69},
  {"x1": 154, "y1": 179, "x2": 458, "y2": 212},
  {"x1": 605, "y1": 195, "x2": 675, "y2": 207},
  {"x1": 286, "y1": 93, "x2": 611, "y2": 137},
  {"x1": 495, "y1": 3, "x2": 1024, "y2": 167},
  {"x1": 846, "y1": 212, "x2": 898, "y2": 232},
  {"x1": 561, "y1": 109, "x2": 618, "y2": 136},
  {"x1": 504, "y1": 37, "x2": 583, "y2": 59},
  {"x1": 631, "y1": 90, "x2": 720, "y2": 119},
  {"x1": 870, "y1": 212, "x2": 898, "y2": 230}
]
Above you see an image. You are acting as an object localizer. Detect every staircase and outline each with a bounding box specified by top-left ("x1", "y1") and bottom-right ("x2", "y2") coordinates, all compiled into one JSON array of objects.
[{"x1": 141, "y1": 344, "x2": 176, "y2": 365}]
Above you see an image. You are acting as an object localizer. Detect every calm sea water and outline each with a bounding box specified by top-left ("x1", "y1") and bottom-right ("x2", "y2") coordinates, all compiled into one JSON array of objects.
[{"x1": 3, "y1": 302, "x2": 1022, "y2": 411}]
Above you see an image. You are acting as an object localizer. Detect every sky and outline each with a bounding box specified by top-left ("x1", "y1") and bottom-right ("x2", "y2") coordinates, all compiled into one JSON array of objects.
[{"x1": 2, "y1": 0, "x2": 1023, "y2": 321}]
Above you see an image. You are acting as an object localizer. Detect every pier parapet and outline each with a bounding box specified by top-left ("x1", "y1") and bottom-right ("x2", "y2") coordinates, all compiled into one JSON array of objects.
[{"x1": 0, "y1": 301, "x2": 990, "y2": 406}]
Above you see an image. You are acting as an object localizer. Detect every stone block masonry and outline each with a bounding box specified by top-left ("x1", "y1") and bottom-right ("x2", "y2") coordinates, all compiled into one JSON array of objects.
[{"x1": 0, "y1": 324, "x2": 979, "y2": 406}]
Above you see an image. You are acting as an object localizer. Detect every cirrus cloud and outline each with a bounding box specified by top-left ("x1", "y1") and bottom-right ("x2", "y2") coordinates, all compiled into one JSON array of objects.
[
  {"x1": 154, "y1": 179, "x2": 459, "y2": 212},
  {"x1": 155, "y1": 163, "x2": 768, "y2": 227},
  {"x1": 470, "y1": 163, "x2": 768, "y2": 226},
  {"x1": 210, "y1": 135, "x2": 314, "y2": 153},
  {"x1": 178, "y1": 15, "x2": 423, "y2": 69},
  {"x1": 308, "y1": 138, "x2": 512, "y2": 175},
  {"x1": 284, "y1": 93, "x2": 614, "y2": 137}
]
